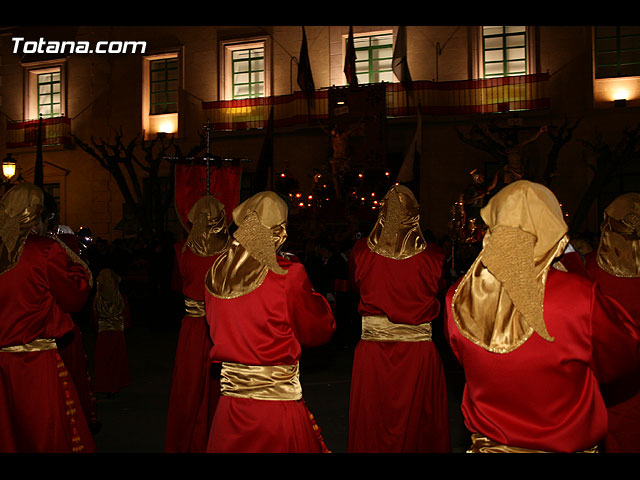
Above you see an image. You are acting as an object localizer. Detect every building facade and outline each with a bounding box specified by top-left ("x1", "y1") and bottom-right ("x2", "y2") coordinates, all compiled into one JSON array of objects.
[{"x1": 0, "y1": 25, "x2": 639, "y2": 244}]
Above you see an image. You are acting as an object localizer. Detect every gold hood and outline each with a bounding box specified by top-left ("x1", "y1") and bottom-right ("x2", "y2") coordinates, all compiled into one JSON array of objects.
[
  {"x1": 95, "y1": 268, "x2": 126, "y2": 319},
  {"x1": 367, "y1": 184, "x2": 426, "y2": 260},
  {"x1": 451, "y1": 180, "x2": 569, "y2": 353},
  {"x1": 206, "y1": 191, "x2": 288, "y2": 299},
  {"x1": 183, "y1": 195, "x2": 230, "y2": 257},
  {"x1": 0, "y1": 183, "x2": 44, "y2": 276},
  {"x1": 596, "y1": 192, "x2": 640, "y2": 278}
]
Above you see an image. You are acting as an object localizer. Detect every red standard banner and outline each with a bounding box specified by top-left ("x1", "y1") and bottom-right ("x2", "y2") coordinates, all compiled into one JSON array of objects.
[{"x1": 174, "y1": 162, "x2": 242, "y2": 230}]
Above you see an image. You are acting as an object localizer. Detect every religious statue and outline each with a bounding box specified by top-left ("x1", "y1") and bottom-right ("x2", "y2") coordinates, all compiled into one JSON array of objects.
[{"x1": 482, "y1": 124, "x2": 549, "y2": 184}]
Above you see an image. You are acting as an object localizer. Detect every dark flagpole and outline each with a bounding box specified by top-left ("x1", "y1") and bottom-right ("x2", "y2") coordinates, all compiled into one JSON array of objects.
[{"x1": 34, "y1": 116, "x2": 44, "y2": 188}]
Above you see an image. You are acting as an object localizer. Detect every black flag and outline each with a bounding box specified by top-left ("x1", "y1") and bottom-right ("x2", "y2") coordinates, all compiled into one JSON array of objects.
[
  {"x1": 297, "y1": 26, "x2": 315, "y2": 101},
  {"x1": 344, "y1": 26, "x2": 358, "y2": 86},
  {"x1": 34, "y1": 116, "x2": 44, "y2": 188}
]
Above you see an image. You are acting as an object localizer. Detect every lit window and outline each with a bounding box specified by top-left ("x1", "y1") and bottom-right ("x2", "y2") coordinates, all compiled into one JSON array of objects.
[
  {"x1": 221, "y1": 37, "x2": 271, "y2": 101},
  {"x1": 482, "y1": 26, "x2": 527, "y2": 78},
  {"x1": 594, "y1": 26, "x2": 640, "y2": 79},
  {"x1": 23, "y1": 62, "x2": 66, "y2": 120},
  {"x1": 142, "y1": 52, "x2": 180, "y2": 138},
  {"x1": 350, "y1": 32, "x2": 394, "y2": 84},
  {"x1": 232, "y1": 46, "x2": 264, "y2": 99},
  {"x1": 150, "y1": 57, "x2": 178, "y2": 114},
  {"x1": 37, "y1": 71, "x2": 61, "y2": 118}
]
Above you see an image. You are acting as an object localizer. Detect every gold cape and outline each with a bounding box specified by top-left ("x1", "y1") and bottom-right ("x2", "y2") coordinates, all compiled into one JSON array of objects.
[
  {"x1": 596, "y1": 192, "x2": 640, "y2": 278},
  {"x1": 0, "y1": 183, "x2": 44, "y2": 276},
  {"x1": 183, "y1": 195, "x2": 230, "y2": 257},
  {"x1": 206, "y1": 191, "x2": 288, "y2": 299},
  {"x1": 367, "y1": 184, "x2": 426, "y2": 260},
  {"x1": 452, "y1": 180, "x2": 569, "y2": 353}
]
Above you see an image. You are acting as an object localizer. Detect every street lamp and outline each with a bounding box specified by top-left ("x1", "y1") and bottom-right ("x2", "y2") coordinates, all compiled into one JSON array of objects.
[{"x1": 2, "y1": 154, "x2": 16, "y2": 180}]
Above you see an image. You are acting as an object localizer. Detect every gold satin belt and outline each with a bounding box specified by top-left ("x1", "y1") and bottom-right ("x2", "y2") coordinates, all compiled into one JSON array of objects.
[
  {"x1": 220, "y1": 361, "x2": 302, "y2": 401},
  {"x1": 98, "y1": 316, "x2": 125, "y2": 332},
  {"x1": 0, "y1": 338, "x2": 57, "y2": 353},
  {"x1": 184, "y1": 297, "x2": 206, "y2": 317},
  {"x1": 361, "y1": 315, "x2": 432, "y2": 342},
  {"x1": 467, "y1": 433, "x2": 599, "y2": 453}
]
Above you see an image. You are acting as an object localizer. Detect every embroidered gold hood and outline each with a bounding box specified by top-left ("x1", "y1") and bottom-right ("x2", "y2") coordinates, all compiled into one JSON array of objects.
[
  {"x1": 596, "y1": 193, "x2": 640, "y2": 278},
  {"x1": 206, "y1": 191, "x2": 288, "y2": 299},
  {"x1": 94, "y1": 268, "x2": 126, "y2": 319},
  {"x1": 367, "y1": 184, "x2": 426, "y2": 260},
  {"x1": 183, "y1": 195, "x2": 230, "y2": 257},
  {"x1": 451, "y1": 180, "x2": 569, "y2": 353},
  {"x1": 0, "y1": 183, "x2": 44, "y2": 276}
]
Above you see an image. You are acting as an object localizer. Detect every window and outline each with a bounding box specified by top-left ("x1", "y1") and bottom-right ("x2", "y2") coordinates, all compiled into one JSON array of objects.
[
  {"x1": 142, "y1": 51, "x2": 180, "y2": 138},
  {"x1": 149, "y1": 57, "x2": 178, "y2": 114},
  {"x1": 36, "y1": 71, "x2": 62, "y2": 118},
  {"x1": 23, "y1": 61, "x2": 66, "y2": 120},
  {"x1": 351, "y1": 32, "x2": 394, "y2": 84},
  {"x1": 231, "y1": 46, "x2": 264, "y2": 99},
  {"x1": 482, "y1": 26, "x2": 527, "y2": 78},
  {"x1": 594, "y1": 26, "x2": 640, "y2": 79},
  {"x1": 220, "y1": 37, "x2": 271, "y2": 101}
]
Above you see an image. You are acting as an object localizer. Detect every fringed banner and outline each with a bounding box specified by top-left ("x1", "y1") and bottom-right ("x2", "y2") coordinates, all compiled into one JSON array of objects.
[
  {"x1": 202, "y1": 90, "x2": 329, "y2": 131},
  {"x1": 201, "y1": 74, "x2": 550, "y2": 131},
  {"x1": 6, "y1": 116, "x2": 72, "y2": 148},
  {"x1": 386, "y1": 73, "x2": 551, "y2": 117},
  {"x1": 174, "y1": 162, "x2": 242, "y2": 230}
]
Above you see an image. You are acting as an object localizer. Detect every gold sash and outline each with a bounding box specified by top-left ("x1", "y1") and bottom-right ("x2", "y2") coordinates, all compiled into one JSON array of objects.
[
  {"x1": 0, "y1": 338, "x2": 57, "y2": 353},
  {"x1": 220, "y1": 362, "x2": 302, "y2": 401},
  {"x1": 184, "y1": 297, "x2": 206, "y2": 317},
  {"x1": 467, "y1": 433, "x2": 598, "y2": 453},
  {"x1": 98, "y1": 316, "x2": 125, "y2": 332},
  {"x1": 361, "y1": 315, "x2": 432, "y2": 342}
]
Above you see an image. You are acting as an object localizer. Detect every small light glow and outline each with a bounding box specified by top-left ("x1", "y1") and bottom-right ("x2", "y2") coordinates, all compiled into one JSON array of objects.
[
  {"x1": 2, "y1": 160, "x2": 16, "y2": 179},
  {"x1": 385, "y1": 171, "x2": 390, "y2": 176},
  {"x1": 298, "y1": 202, "x2": 304, "y2": 207},
  {"x1": 295, "y1": 193, "x2": 302, "y2": 198},
  {"x1": 280, "y1": 173, "x2": 286, "y2": 178},
  {"x1": 613, "y1": 88, "x2": 629, "y2": 101},
  {"x1": 358, "y1": 173, "x2": 363, "y2": 178},
  {"x1": 360, "y1": 197, "x2": 365, "y2": 201}
]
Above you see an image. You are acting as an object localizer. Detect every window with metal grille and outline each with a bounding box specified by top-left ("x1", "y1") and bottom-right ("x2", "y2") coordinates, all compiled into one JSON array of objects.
[
  {"x1": 37, "y1": 71, "x2": 61, "y2": 118},
  {"x1": 232, "y1": 47, "x2": 265, "y2": 99},
  {"x1": 483, "y1": 26, "x2": 527, "y2": 78},
  {"x1": 594, "y1": 26, "x2": 640, "y2": 79},
  {"x1": 352, "y1": 33, "x2": 394, "y2": 84},
  {"x1": 150, "y1": 58, "x2": 178, "y2": 115}
]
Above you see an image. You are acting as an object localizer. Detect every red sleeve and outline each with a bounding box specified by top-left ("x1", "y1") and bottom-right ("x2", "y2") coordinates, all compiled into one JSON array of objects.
[
  {"x1": 47, "y1": 241, "x2": 92, "y2": 313},
  {"x1": 286, "y1": 262, "x2": 336, "y2": 348},
  {"x1": 591, "y1": 283, "x2": 640, "y2": 384}
]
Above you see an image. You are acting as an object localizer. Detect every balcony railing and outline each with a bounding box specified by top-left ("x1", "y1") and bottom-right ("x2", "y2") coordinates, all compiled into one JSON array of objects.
[
  {"x1": 202, "y1": 73, "x2": 551, "y2": 131},
  {"x1": 6, "y1": 116, "x2": 72, "y2": 149}
]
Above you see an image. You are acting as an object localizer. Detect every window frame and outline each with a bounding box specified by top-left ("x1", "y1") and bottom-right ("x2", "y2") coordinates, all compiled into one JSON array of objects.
[
  {"x1": 149, "y1": 56, "x2": 179, "y2": 115},
  {"x1": 22, "y1": 59, "x2": 67, "y2": 120},
  {"x1": 142, "y1": 50, "x2": 181, "y2": 139},
  {"x1": 594, "y1": 26, "x2": 640, "y2": 79},
  {"x1": 345, "y1": 30, "x2": 394, "y2": 85},
  {"x1": 482, "y1": 26, "x2": 528, "y2": 78},
  {"x1": 220, "y1": 36, "x2": 272, "y2": 101}
]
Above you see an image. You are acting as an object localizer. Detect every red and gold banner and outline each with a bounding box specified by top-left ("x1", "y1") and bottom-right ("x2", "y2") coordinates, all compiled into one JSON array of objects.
[
  {"x1": 201, "y1": 73, "x2": 550, "y2": 131},
  {"x1": 174, "y1": 162, "x2": 242, "y2": 230},
  {"x1": 6, "y1": 116, "x2": 72, "y2": 148}
]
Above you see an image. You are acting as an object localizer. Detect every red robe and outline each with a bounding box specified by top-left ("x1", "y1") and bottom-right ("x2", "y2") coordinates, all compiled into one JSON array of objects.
[
  {"x1": 445, "y1": 267, "x2": 640, "y2": 452},
  {"x1": 347, "y1": 239, "x2": 451, "y2": 453},
  {"x1": 56, "y1": 233, "x2": 98, "y2": 426},
  {"x1": 205, "y1": 256, "x2": 335, "y2": 453},
  {"x1": 585, "y1": 250, "x2": 640, "y2": 453},
  {"x1": 164, "y1": 240, "x2": 221, "y2": 453},
  {"x1": 92, "y1": 296, "x2": 131, "y2": 394},
  {"x1": 0, "y1": 233, "x2": 96, "y2": 453}
]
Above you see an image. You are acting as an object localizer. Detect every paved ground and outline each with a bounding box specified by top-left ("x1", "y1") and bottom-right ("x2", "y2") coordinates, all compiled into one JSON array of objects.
[{"x1": 83, "y1": 321, "x2": 469, "y2": 454}]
